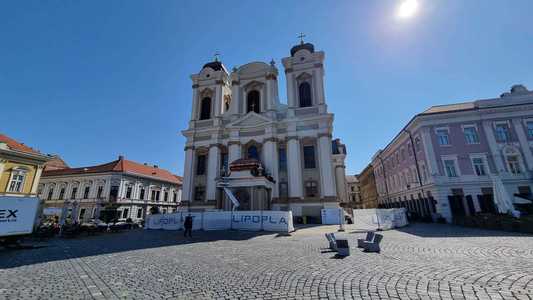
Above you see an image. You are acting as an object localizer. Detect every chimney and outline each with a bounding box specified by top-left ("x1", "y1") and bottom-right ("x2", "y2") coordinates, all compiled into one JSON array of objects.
[
  {"x1": 118, "y1": 155, "x2": 124, "y2": 160},
  {"x1": 154, "y1": 165, "x2": 159, "y2": 168}
]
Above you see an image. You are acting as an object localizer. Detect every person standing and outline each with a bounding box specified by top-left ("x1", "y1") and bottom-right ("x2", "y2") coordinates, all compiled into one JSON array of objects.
[{"x1": 183, "y1": 215, "x2": 193, "y2": 238}]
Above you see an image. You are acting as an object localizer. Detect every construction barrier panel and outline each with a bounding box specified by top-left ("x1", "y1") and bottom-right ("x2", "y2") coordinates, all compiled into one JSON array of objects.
[
  {"x1": 0, "y1": 196, "x2": 40, "y2": 237},
  {"x1": 145, "y1": 210, "x2": 294, "y2": 233},
  {"x1": 352, "y1": 208, "x2": 408, "y2": 231},
  {"x1": 321, "y1": 208, "x2": 344, "y2": 225},
  {"x1": 202, "y1": 211, "x2": 232, "y2": 231}
]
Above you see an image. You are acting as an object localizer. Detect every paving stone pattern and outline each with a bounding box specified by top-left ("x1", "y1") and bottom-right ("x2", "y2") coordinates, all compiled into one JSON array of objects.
[{"x1": 1, "y1": 223, "x2": 532, "y2": 299}]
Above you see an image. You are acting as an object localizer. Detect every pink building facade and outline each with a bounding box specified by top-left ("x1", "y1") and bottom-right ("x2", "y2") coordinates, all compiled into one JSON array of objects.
[{"x1": 371, "y1": 85, "x2": 533, "y2": 222}]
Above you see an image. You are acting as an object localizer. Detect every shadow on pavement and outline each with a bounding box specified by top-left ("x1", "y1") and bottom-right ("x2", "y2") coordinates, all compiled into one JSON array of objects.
[
  {"x1": 0, "y1": 229, "x2": 279, "y2": 269},
  {"x1": 394, "y1": 223, "x2": 531, "y2": 238}
]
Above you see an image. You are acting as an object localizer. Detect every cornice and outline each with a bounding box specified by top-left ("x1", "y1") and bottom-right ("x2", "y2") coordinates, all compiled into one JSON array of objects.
[{"x1": 227, "y1": 141, "x2": 241, "y2": 146}]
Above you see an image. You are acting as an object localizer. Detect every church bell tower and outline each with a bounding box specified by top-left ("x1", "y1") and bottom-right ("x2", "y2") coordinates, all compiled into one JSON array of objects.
[
  {"x1": 282, "y1": 35, "x2": 327, "y2": 115},
  {"x1": 189, "y1": 56, "x2": 231, "y2": 128}
]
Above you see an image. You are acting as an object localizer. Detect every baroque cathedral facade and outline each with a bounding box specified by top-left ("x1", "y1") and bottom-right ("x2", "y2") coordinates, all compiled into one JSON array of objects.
[{"x1": 181, "y1": 41, "x2": 348, "y2": 219}]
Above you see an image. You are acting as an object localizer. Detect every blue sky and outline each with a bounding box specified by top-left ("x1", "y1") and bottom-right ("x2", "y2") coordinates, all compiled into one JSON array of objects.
[{"x1": 1, "y1": 1, "x2": 532, "y2": 175}]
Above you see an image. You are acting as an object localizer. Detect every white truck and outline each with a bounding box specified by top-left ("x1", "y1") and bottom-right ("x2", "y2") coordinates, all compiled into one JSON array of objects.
[{"x1": 0, "y1": 196, "x2": 41, "y2": 246}]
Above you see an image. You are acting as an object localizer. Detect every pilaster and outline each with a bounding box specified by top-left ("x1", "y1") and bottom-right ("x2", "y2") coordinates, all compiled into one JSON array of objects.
[
  {"x1": 512, "y1": 119, "x2": 533, "y2": 171},
  {"x1": 263, "y1": 137, "x2": 279, "y2": 197},
  {"x1": 206, "y1": 145, "x2": 220, "y2": 201},
  {"x1": 181, "y1": 147, "x2": 195, "y2": 202},
  {"x1": 482, "y1": 121, "x2": 506, "y2": 173},
  {"x1": 318, "y1": 135, "x2": 336, "y2": 197},
  {"x1": 287, "y1": 137, "x2": 303, "y2": 198}
]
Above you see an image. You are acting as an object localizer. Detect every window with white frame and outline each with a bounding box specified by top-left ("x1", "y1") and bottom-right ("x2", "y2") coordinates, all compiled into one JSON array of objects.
[
  {"x1": 126, "y1": 186, "x2": 132, "y2": 198},
  {"x1": 97, "y1": 186, "x2": 104, "y2": 199},
  {"x1": 436, "y1": 129, "x2": 450, "y2": 145},
  {"x1": 443, "y1": 159, "x2": 458, "y2": 177},
  {"x1": 527, "y1": 121, "x2": 533, "y2": 138},
  {"x1": 71, "y1": 186, "x2": 78, "y2": 199},
  {"x1": 463, "y1": 126, "x2": 479, "y2": 144},
  {"x1": 305, "y1": 181, "x2": 318, "y2": 197},
  {"x1": 495, "y1": 123, "x2": 510, "y2": 142},
  {"x1": 8, "y1": 169, "x2": 26, "y2": 192},
  {"x1": 83, "y1": 186, "x2": 90, "y2": 199},
  {"x1": 471, "y1": 157, "x2": 486, "y2": 176},
  {"x1": 47, "y1": 185, "x2": 55, "y2": 200},
  {"x1": 59, "y1": 186, "x2": 66, "y2": 200},
  {"x1": 507, "y1": 155, "x2": 522, "y2": 174}
]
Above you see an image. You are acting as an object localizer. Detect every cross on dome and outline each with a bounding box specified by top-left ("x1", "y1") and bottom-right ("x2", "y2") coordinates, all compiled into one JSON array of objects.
[{"x1": 297, "y1": 33, "x2": 306, "y2": 45}]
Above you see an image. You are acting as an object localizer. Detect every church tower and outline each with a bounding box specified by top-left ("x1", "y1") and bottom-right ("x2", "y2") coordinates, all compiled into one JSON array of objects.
[
  {"x1": 189, "y1": 58, "x2": 232, "y2": 127},
  {"x1": 182, "y1": 58, "x2": 231, "y2": 205},
  {"x1": 282, "y1": 36, "x2": 328, "y2": 115}
]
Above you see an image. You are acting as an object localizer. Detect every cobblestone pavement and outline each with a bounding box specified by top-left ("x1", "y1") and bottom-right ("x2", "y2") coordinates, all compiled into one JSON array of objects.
[{"x1": 1, "y1": 223, "x2": 533, "y2": 300}]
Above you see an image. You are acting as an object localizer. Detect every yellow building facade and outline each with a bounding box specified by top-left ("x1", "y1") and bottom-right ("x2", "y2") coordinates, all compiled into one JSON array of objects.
[{"x1": 0, "y1": 134, "x2": 50, "y2": 197}]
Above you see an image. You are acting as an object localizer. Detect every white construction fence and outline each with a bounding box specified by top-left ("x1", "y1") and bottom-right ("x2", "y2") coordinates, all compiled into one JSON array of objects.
[
  {"x1": 352, "y1": 208, "x2": 408, "y2": 231},
  {"x1": 321, "y1": 208, "x2": 344, "y2": 225},
  {"x1": 145, "y1": 210, "x2": 294, "y2": 233}
]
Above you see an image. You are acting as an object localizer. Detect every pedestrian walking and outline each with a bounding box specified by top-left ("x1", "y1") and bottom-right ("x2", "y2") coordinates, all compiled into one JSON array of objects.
[{"x1": 184, "y1": 215, "x2": 193, "y2": 238}]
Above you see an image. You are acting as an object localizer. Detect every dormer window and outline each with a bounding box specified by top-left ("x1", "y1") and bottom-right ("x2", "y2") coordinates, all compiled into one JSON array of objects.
[
  {"x1": 299, "y1": 82, "x2": 312, "y2": 107},
  {"x1": 247, "y1": 90, "x2": 260, "y2": 113},
  {"x1": 199, "y1": 97, "x2": 211, "y2": 120}
]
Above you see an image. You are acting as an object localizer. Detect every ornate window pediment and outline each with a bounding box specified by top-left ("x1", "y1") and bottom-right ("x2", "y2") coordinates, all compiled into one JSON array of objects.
[{"x1": 227, "y1": 112, "x2": 272, "y2": 128}]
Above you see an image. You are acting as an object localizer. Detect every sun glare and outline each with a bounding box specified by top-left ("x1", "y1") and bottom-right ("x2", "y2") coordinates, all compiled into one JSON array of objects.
[{"x1": 397, "y1": 0, "x2": 419, "y2": 19}]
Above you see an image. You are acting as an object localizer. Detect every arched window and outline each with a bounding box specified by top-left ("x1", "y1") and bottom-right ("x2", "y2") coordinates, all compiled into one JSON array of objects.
[
  {"x1": 247, "y1": 145, "x2": 260, "y2": 160},
  {"x1": 247, "y1": 90, "x2": 260, "y2": 113},
  {"x1": 298, "y1": 82, "x2": 312, "y2": 107},
  {"x1": 199, "y1": 97, "x2": 211, "y2": 120}
]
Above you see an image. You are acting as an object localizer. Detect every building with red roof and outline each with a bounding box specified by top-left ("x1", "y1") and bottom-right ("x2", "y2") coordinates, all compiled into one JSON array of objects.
[
  {"x1": 40, "y1": 155, "x2": 182, "y2": 222},
  {"x1": 0, "y1": 133, "x2": 51, "y2": 197}
]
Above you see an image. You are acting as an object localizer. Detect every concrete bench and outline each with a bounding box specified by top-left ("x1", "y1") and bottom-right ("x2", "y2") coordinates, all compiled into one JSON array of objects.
[
  {"x1": 325, "y1": 233, "x2": 337, "y2": 251},
  {"x1": 357, "y1": 231, "x2": 375, "y2": 248},
  {"x1": 362, "y1": 233, "x2": 383, "y2": 253}
]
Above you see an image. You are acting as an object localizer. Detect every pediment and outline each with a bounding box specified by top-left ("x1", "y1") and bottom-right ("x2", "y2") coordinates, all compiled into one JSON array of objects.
[{"x1": 227, "y1": 112, "x2": 272, "y2": 128}]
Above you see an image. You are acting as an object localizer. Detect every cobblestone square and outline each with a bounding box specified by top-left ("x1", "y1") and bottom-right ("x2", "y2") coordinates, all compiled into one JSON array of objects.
[{"x1": 1, "y1": 223, "x2": 532, "y2": 300}]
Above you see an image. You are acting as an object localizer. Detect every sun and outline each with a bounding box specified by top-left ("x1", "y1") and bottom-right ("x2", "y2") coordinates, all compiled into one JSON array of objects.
[{"x1": 397, "y1": 0, "x2": 419, "y2": 19}]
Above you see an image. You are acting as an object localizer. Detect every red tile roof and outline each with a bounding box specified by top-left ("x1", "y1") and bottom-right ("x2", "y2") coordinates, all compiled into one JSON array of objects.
[
  {"x1": 43, "y1": 156, "x2": 182, "y2": 185},
  {"x1": 43, "y1": 155, "x2": 69, "y2": 171},
  {"x1": 0, "y1": 133, "x2": 42, "y2": 155}
]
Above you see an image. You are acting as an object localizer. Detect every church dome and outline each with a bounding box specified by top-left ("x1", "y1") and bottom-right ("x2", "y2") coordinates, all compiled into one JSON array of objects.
[
  {"x1": 290, "y1": 42, "x2": 315, "y2": 56},
  {"x1": 202, "y1": 61, "x2": 225, "y2": 72}
]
